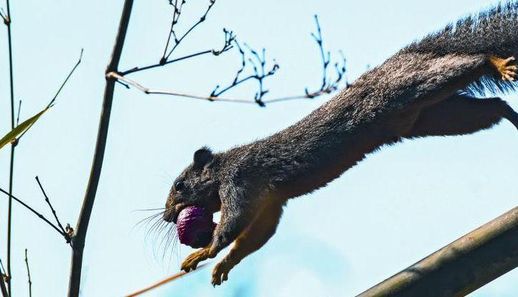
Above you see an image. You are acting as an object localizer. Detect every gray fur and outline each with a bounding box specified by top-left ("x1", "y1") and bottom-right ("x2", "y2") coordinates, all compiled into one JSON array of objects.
[
  {"x1": 165, "y1": 1, "x2": 518, "y2": 275},
  {"x1": 404, "y1": 1, "x2": 518, "y2": 94}
]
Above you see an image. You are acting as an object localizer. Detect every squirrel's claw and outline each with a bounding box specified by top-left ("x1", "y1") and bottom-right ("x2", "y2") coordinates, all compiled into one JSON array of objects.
[
  {"x1": 211, "y1": 260, "x2": 230, "y2": 286},
  {"x1": 490, "y1": 56, "x2": 517, "y2": 81},
  {"x1": 181, "y1": 248, "x2": 211, "y2": 272},
  {"x1": 503, "y1": 67, "x2": 517, "y2": 81}
]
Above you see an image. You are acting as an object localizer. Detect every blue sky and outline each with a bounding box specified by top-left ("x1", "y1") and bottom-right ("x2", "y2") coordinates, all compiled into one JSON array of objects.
[{"x1": 0, "y1": 0, "x2": 517, "y2": 296}]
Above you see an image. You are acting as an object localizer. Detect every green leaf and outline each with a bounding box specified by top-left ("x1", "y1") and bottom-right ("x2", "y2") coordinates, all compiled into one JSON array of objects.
[{"x1": 0, "y1": 106, "x2": 51, "y2": 150}]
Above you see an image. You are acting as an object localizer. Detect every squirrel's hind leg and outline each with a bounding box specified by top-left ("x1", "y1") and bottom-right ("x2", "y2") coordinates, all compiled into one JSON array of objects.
[{"x1": 403, "y1": 93, "x2": 518, "y2": 138}]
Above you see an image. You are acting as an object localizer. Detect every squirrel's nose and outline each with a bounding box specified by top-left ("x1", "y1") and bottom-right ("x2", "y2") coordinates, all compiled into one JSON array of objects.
[{"x1": 163, "y1": 208, "x2": 175, "y2": 223}]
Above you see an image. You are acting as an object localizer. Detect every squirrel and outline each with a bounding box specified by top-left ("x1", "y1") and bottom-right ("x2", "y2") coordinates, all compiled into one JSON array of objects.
[{"x1": 164, "y1": 2, "x2": 518, "y2": 286}]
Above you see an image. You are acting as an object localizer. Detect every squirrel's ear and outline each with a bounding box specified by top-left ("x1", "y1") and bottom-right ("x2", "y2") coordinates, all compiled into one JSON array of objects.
[{"x1": 193, "y1": 147, "x2": 214, "y2": 168}]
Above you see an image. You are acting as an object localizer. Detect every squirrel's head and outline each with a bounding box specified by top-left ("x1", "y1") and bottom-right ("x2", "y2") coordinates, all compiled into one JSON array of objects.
[{"x1": 164, "y1": 147, "x2": 221, "y2": 223}]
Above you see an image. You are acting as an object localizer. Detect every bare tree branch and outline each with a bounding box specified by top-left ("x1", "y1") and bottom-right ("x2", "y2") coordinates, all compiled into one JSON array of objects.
[
  {"x1": 0, "y1": 188, "x2": 68, "y2": 240},
  {"x1": 15, "y1": 100, "x2": 21, "y2": 126},
  {"x1": 120, "y1": 0, "x2": 234, "y2": 76},
  {"x1": 0, "y1": 261, "x2": 5, "y2": 276},
  {"x1": 107, "y1": 72, "x2": 253, "y2": 104},
  {"x1": 0, "y1": 280, "x2": 7, "y2": 297},
  {"x1": 163, "y1": 0, "x2": 216, "y2": 61},
  {"x1": 35, "y1": 176, "x2": 67, "y2": 235},
  {"x1": 113, "y1": 13, "x2": 347, "y2": 107},
  {"x1": 121, "y1": 49, "x2": 215, "y2": 75},
  {"x1": 120, "y1": 30, "x2": 234, "y2": 76},
  {"x1": 304, "y1": 15, "x2": 348, "y2": 98},
  {"x1": 0, "y1": 8, "x2": 8, "y2": 24},
  {"x1": 68, "y1": 1, "x2": 134, "y2": 296},
  {"x1": 2, "y1": 0, "x2": 15, "y2": 293},
  {"x1": 211, "y1": 40, "x2": 279, "y2": 107},
  {"x1": 2, "y1": 16, "x2": 82, "y2": 294},
  {"x1": 24, "y1": 249, "x2": 31, "y2": 297},
  {"x1": 162, "y1": 0, "x2": 186, "y2": 59},
  {"x1": 0, "y1": 52, "x2": 82, "y2": 274},
  {"x1": 0, "y1": 259, "x2": 8, "y2": 297},
  {"x1": 107, "y1": 72, "x2": 339, "y2": 106}
]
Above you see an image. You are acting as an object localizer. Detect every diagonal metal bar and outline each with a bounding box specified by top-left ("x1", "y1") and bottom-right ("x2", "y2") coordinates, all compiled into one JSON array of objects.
[{"x1": 357, "y1": 206, "x2": 518, "y2": 297}]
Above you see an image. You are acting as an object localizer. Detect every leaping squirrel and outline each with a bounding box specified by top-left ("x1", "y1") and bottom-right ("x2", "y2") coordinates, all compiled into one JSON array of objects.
[{"x1": 164, "y1": 2, "x2": 518, "y2": 286}]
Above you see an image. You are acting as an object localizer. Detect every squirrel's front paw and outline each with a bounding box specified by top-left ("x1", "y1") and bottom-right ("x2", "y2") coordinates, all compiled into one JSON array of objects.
[
  {"x1": 212, "y1": 260, "x2": 231, "y2": 286},
  {"x1": 181, "y1": 248, "x2": 211, "y2": 272}
]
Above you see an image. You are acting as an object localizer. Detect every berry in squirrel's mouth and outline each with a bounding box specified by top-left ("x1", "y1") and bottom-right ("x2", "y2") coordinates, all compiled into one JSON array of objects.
[{"x1": 175, "y1": 206, "x2": 217, "y2": 248}]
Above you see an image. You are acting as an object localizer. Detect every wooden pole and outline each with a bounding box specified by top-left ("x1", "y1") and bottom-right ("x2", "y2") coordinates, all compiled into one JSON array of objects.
[{"x1": 357, "y1": 207, "x2": 518, "y2": 297}]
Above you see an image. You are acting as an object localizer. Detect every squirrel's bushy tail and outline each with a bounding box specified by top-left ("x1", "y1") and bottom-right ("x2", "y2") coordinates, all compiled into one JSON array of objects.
[{"x1": 404, "y1": 1, "x2": 518, "y2": 94}]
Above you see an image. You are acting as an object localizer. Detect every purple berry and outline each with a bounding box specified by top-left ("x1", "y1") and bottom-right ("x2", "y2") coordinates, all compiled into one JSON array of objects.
[{"x1": 176, "y1": 206, "x2": 216, "y2": 248}]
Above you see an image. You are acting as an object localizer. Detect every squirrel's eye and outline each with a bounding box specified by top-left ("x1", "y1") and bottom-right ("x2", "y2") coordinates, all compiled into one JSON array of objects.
[{"x1": 174, "y1": 181, "x2": 185, "y2": 192}]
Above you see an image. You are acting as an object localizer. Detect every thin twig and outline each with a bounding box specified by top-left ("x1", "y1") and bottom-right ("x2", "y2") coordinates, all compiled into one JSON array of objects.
[
  {"x1": 210, "y1": 39, "x2": 279, "y2": 106},
  {"x1": 0, "y1": 278, "x2": 7, "y2": 297},
  {"x1": 311, "y1": 15, "x2": 330, "y2": 91},
  {"x1": 6, "y1": 151, "x2": 14, "y2": 297},
  {"x1": 304, "y1": 15, "x2": 348, "y2": 98},
  {"x1": 35, "y1": 176, "x2": 67, "y2": 234},
  {"x1": 164, "y1": 0, "x2": 216, "y2": 61},
  {"x1": 115, "y1": 79, "x2": 130, "y2": 89},
  {"x1": 0, "y1": 187, "x2": 67, "y2": 239},
  {"x1": 125, "y1": 263, "x2": 209, "y2": 297},
  {"x1": 68, "y1": 1, "x2": 133, "y2": 296},
  {"x1": 24, "y1": 249, "x2": 32, "y2": 297},
  {"x1": 121, "y1": 1, "x2": 233, "y2": 76},
  {"x1": 108, "y1": 72, "x2": 335, "y2": 105},
  {"x1": 121, "y1": 36, "x2": 233, "y2": 76},
  {"x1": 121, "y1": 49, "x2": 212, "y2": 75},
  {"x1": 47, "y1": 48, "x2": 83, "y2": 108},
  {"x1": 162, "y1": 0, "x2": 186, "y2": 59},
  {"x1": 162, "y1": 0, "x2": 177, "y2": 58},
  {"x1": 212, "y1": 15, "x2": 346, "y2": 104},
  {"x1": 247, "y1": 44, "x2": 278, "y2": 106},
  {"x1": 16, "y1": 100, "x2": 21, "y2": 126},
  {"x1": 108, "y1": 72, "x2": 251, "y2": 103},
  {"x1": 0, "y1": 258, "x2": 7, "y2": 297},
  {"x1": 211, "y1": 39, "x2": 247, "y2": 96},
  {"x1": 0, "y1": 280, "x2": 6, "y2": 297},
  {"x1": 16, "y1": 49, "x2": 83, "y2": 142},
  {"x1": 0, "y1": 8, "x2": 8, "y2": 25},
  {"x1": 4, "y1": 0, "x2": 15, "y2": 294}
]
